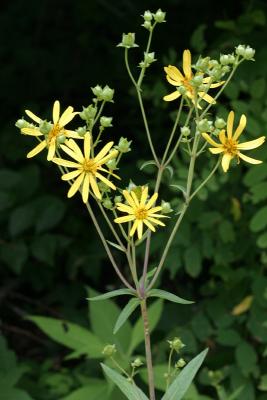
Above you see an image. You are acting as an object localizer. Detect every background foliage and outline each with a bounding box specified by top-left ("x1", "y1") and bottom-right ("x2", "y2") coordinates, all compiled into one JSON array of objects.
[{"x1": 1, "y1": 0, "x2": 267, "y2": 399}]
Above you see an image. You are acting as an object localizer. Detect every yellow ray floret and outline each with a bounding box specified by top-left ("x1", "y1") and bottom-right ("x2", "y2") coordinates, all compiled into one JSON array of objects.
[
  {"x1": 163, "y1": 49, "x2": 224, "y2": 106},
  {"x1": 114, "y1": 186, "x2": 168, "y2": 240},
  {"x1": 202, "y1": 111, "x2": 265, "y2": 172},
  {"x1": 52, "y1": 132, "x2": 119, "y2": 203},
  {"x1": 21, "y1": 100, "x2": 80, "y2": 161}
]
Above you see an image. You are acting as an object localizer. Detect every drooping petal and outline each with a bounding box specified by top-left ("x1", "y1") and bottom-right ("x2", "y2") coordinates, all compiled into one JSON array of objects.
[
  {"x1": 62, "y1": 169, "x2": 82, "y2": 181},
  {"x1": 67, "y1": 173, "x2": 84, "y2": 198},
  {"x1": 238, "y1": 152, "x2": 262, "y2": 164},
  {"x1": 94, "y1": 142, "x2": 114, "y2": 162},
  {"x1": 27, "y1": 140, "x2": 47, "y2": 158},
  {"x1": 52, "y1": 158, "x2": 81, "y2": 168},
  {"x1": 198, "y1": 92, "x2": 216, "y2": 104},
  {"x1": 22, "y1": 127, "x2": 43, "y2": 136},
  {"x1": 89, "y1": 174, "x2": 101, "y2": 199},
  {"x1": 166, "y1": 75, "x2": 182, "y2": 86},
  {"x1": 183, "y1": 49, "x2": 192, "y2": 79},
  {"x1": 209, "y1": 147, "x2": 224, "y2": 154},
  {"x1": 95, "y1": 172, "x2": 116, "y2": 190},
  {"x1": 210, "y1": 81, "x2": 225, "y2": 88},
  {"x1": 47, "y1": 139, "x2": 56, "y2": 161},
  {"x1": 202, "y1": 133, "x2": 221, "y2": 147},
  {"x1": 25, "y1": 110, "x2": 42, "y2": 123},
  {"x1": 164, "y1": 65, "x2": 184, "y2": 82},
  {"x1": 65, "y1": 139, "x2": 84, "y2": 160},
  {"x1": 123, "y1": 190, "x2": 137, "y2": 208},
  {"x1": 116, "y1": 203, "x2": 134, "y2": 214},
  {"x1": 143, "y1": 219, "x2": 156, "y2": 232},
  {"x1": 233, "y1": 114, "x2": 247, "y2": 140},
  {"x1": 137, "y1": 221, "x2": 143, "y2": 240},
  {"x1": 237, "y1": 136, "x2": 265, "y2": 150},
  {"x1": 163, "y1": 91, "x2": 181, "y2": 102},
  {"x1": 221, "y1": 153, "x2": 233, "y2": 172},
  {"x1": 147, "y1": 216, "x2": 165, "y2": 226},
  {"x1": 53, "y1": 101, "x2": 60, "y2": 124},
  {"x1": 145, "y1": 193, "x2": 158, "y2": 210},
  {"x1": 129, "y1": 220, "x2": 139, "y2": 237},
  {"x1": 82, "y1": 173, "x2": 90, "y2": 203},
  {"x1": 65, "y1": 130, "x2": 83, "y2": 139},
  {"x1": 227, "y1": 111, "x2": 234, "y2": 139},
  {"x1": 114, "y1": 215, "x2": 135, "y2": 223},
  {"x1": 61, "y1": 143, "x2": 84, "y2": 163},
  {"x1": 84, "y1": 133, "x2": 91, "y2": 160}
]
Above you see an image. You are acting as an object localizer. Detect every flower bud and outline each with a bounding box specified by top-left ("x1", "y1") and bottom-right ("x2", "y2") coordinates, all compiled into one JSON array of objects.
[
  {"x1": 161, "y1": 200, "x2": 173, "y2": 214},
  {"x1": 209, "y1": 59, "x2": 219, "y2": 68},
  {"x1": 235, "y1": 44, "x2": 246, "y2": 56},
  {"x1": 167, "y1": 337, "x2": 185, "y2": 352},
  {"x1": 191, "y1": 75, "x2": 203, "y2": 87},
  {"x1": 144, "y1": 52, "x2": 156, "y2": 64},
  {"x1": 91, "y1": 85, "x2": 103, "y2": 98},
  {"x1": 221, "y1": 65, "x2": 230, "y2": 75},
  {"x1": 103, "y1": 198, "x2": 113, "y2": 209},
  {"x1": 39, "y1": 120, "x2": 53, "y2": 135},
  {"x1": 178, "y1": 85, "x2": 187, "y2": 95},
  {"x1": 143, "y1": 10, "x2": 153, "y2": 21},
  {"x1": 117, "y1": 137, "x2": 131, "y2": 153},
  {"x1": 117, "y1": 33, "x2": 138, "y2": 49},
  {"x1": 76, "y1": 126, "x2": 87, "y2": 137},
  {"x1": 244, "y1": 46, "x2": 255, "y2": 60},
  {"x1": 181, "y1": 126, "x2": 190, "y2": 137},
  {"x1": 198, "y1": 118, "x2": 211, "y2": 132},
  {"x1": 131, "y1": 358, "x2": 143, "y2": 368},
  {"x1": 153, "y1": 9, "x2": 166, "y2": 23},
  {"x1": 215, "y1": 118, "x2": 226, "y2": 129},
  {"x1": 195, "y1": 57, "x2": 210, "y2": 72},
  {"x1": 102, "y1": 344, "x2": 116, "y2": 357},
  {"x1": 98, "y1": 182, "x2": 110, "y2": 193},
  {"x1": 106, "y1": 158, "x2": 117, "y2": 170},
  {"x1": 175, "y1": 358, "x2": 186, "y2": 369},
  {"x1": 101, "y1": 85, "x2": 114, "y2": 102},
  {"x1": 127, "y1": 180, "x2": 136, "y2": 191},
  {"x1": 56, "y1": 134, "x2": 66, "y2": 144},
  {"x1": 114, "y1": 195, "x2": 122, "y2": 203},
  {"x1": 15, "y1": 118, "x2": 29, "y2": 129},
  {"x1": 209, "y1": 66, "x2": 223, "y2": 81},
  {"x1": 100, "y1": 116, "x2": 113, "y2": 128},
  {"x1": 79, "y1": 105, "x2": 97, "y2": 121},
  {"x1": 142, "y1": 21, "x2": 152, "y2": 31}
]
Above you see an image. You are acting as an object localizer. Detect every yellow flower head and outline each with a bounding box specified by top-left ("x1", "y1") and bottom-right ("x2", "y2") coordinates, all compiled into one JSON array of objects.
[
  {"x1": 114, "y1": 187, "x2": 167, "y2": 240},
  {"x1": 52, "y1": 133, "x2": 119, "y2": 203},
  {"x1": 163, "y1": 49, "x2": 223, "y2": 106},
  {"x1": 21, "y1": 100, "x2": 80, "y2": 161},
  {"x1": 202, "y1": 111, "x2": 265, "y2": 172}
]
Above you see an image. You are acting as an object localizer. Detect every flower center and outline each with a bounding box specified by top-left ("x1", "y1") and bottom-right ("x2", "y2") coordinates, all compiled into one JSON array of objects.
[
  {"x1": 48, "y1": 124, "x2": 63, "y2": 142},
  {"x1": 83, "y1": 159, "x2": 98, "y2": 174},
  {"x1": 135, "y1": 207, "x2": 148, "y2": 220},
  {"x1": 223, "y1": 138, "x2": 238, "y2": 155},
  {"x1": 182, "y1": 78, "x2": 194, "y2": 94}
]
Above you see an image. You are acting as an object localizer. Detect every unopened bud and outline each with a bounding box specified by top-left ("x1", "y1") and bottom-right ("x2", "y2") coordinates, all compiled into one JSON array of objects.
[
  {"x1": 175, "y1": 358, "x2": 186, "y2": 369},
  {"x1": 100, "y1": 116, "x2": 113, "y2": 128},
  {"x1": 178, "y1": 85, "x2": 187, "y2": 95},
  {"x1": 142, "y1": 20, "x2": 152, "y2": 31},
  {"x1": 244, "y1": 46, "x2": 255, "y2": 60},
  {"x1": 91, "y1": 85, "x2": 103, "y2": 98},
  {"x1": 114, "y1": 195, "x2": 122, "y2": 204},
  {"x1": 215, "y1": 118, "x2": 226, "y2": 129},
  {"x1": 117, "y1": 33, "x2": 138, "y2": 49},
  {"x1": 131, "y1": 358, "x2": 143, "y2": 368},
  {"x1": 143, "y1": 10, "x2": 153, "y2": 21},
  {"x1": 235, "y1": 44, "x2": 246, "y2": 57},
  {"x1": 127, "y1": 181, "x2": 136, "y2": 191},
  {"x1": 103, "y1": 198, "x2": 113, "y2": 209},
  {"x1": 181, "y1": 126, "x2": 190, "y2": 136},
  {"x1": 76, "y1": 126, "x2": 87, "y2": 136},
  {"x1": 39, "y1": 120, "x2": 53, "y2": 135},
  {"x1": 191, "y1": 75, "x2": 203, "y2": 87},
  {"x1": 117, "y1": 137, "x2": 131, "y2": 153},
  {"x1": 153, "y1": 9, "x2": 166, "y2": 23},
  {"x1": 102, "y1": 344, "x2": 116, "y2": 357},
  {"x1": 15, "y1": 118, "x2": 29, "y2": 129},
  {"x1": 106, "y1": 158, "x2": 117, "y2": 170},
  {"x1": 144, "y1": 52, "x2": 156, "y2": 64},
  {"x1": 56, "y1": 134, "x2": 66, "y2": 144},
  {"x1": 79, "y1": 105, "x2": 97, "y2": 121},
  {"x1": 161, "y1": 200, "x2": 173, "y2": 214},
  {"x1": 198, "y1": 119, "x2": 211, "y2": 132},
  {"x1": 168, "y1": 337, "x2": 185, "y2": 352},
  {"x1": 101, "y1": 85, "x2": 114, "y2": 102}
]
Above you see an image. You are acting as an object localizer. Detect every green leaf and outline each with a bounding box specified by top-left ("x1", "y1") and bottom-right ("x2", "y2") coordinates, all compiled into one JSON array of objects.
[
  {"x1": 9, "y1": 202, "x2": 36, "y2": 237},
  {"x1": 165, "y1": 166, "x2": 174, "y2": 179},
  {"x1": 228, "y1": 386, "x2": 245, "y2": 400},
  {"x1": 170, "y1": 184, "x2": 187, "y2": 198},
  {"x1": 190, "y1": 24, "x2": 206, "y2": 52},
  {"x1": 140, "y1": 364, "x2": 168, "y2": 391},
  {"x1": 216, "y1": 329, "x2": 241, "y2": 346},
  {"x1": 0, "y1": 241, "x2": 28, "y2": 274},
  {"x1": 28, "y1": 316, "x2": 103, "y2": 358},
  {"x1": 161, "y1": 349, "x2": 208, "y2": 400},
  {"x1": 106, "y1": 240, "x2": 125, "y2": 252},
  {"x1": 0, "y1": 388, "x2": 34, "y2": 400},
  {"x1": 235, "y1": 341, "x2": 258, "y2": 376},
  {"x1": 31, "y1": 234, "x2": 58, "y2": 266},
  {"x1": 35, "y1": 195, "x2": 66, "y2": 233},
  {"x1": 140, "y1": 160, "x2": 157, "y2": 171},
  {"x1": 184, "y1": 245, "x2": 202, "y2": 278},
  {"x1": 128, "y1": 299, "x2": 163, "y2": 354},
  {"x1": 251, "y1": 78, "x2": 266, "y2": 99},
  {"x1": 60, "y1": 380, "x2": 107, "y2": 400},
  {"x1": 87, "y1": 289, "x2": 135, "y2": 301},
  {"x1": 250, "y1": 206, "x2": 267, "y2": 232},
  {"x1": 113, "y1": 298, "x2": 140, "y2": 334},
  {"x1": 257, "y1": 232, "x2": 267, "y2": 248},
  {"x1": 101, "y1": 364, "x2": 149, "y2": 400},
  {"x1": 148, "y1": 289, "x2": 193, "y2": 305},
  {"x1": 258, "y1": 374, "x2": 267, "y2": 391}
]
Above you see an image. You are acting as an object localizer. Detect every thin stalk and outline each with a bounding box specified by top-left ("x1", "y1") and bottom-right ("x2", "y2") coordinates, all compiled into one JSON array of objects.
[
  {"x1": 92, "y1": 101, "x2": 106, "y2": 130},
  {"x1": 189, "y1": 158, "x2": 221, "y2": 201},
  {"x1": 140, "y1": 299, "x2": 156, "y2": 400},
  {"x1": 124, "y1": 48, "x2": 138, "y2": 88},
  {"x1": 137, "y1": 23, "x2": 156, "y2": 87},
  {"x1": 97, "y1": 202, "x2": 126, "y2": 251},
  {"x1": 166, "y1": 348, "x2": 174, "y2": 390},
  {"x1": 162, "y1": 98, "x2": 184, "y2": 165}
]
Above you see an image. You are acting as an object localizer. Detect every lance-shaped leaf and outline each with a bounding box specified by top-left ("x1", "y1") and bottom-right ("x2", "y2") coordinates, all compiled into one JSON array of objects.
[
  {"x1": 87, "y1": 289, "x2": 135, "y2": 301},
  {"x1": 161, "y1": 349, "x2": 208, "y2": 400},
  {"x1": 140, "y1": 160, "x2": 157, "y2": 171},
  {"x1": 113, "y1": 298, "x2": 140, "y2": 334},
  {"x1": 148, "y1": 289, "x2": 194, "y2": 305},
  {"x1": 101, "y1": 364, "x2": 149, "y2": 400}
]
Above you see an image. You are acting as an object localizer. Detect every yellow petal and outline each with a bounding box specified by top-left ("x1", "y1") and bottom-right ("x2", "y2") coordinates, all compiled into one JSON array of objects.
[
  {"x1": 94, "y1": 141, "x2": 114, "y2": 162},
  {"x1": 82, "y1": 173, "x2": 90, "y2": 203},
  {"x1": 52, "y1": 158, "x2": 81, "y2": 168},
  {"x1": 123, "y1": 190, "x2": 137, "y2": 208},
  {"x1": 145, "y1": 193, "x2": 158, "y2": 210},
  {"x1": 143, "y1": 219, "x2": 156, "y2": 232},
  {"x1": 25, "y1": 110, "x2": 41, "y2": 123},
  {"x1": 238, "y1": 152, "x2": 262, "y2": 165},
  {"x1": 22, "y1": 128, "x2": 43, "y2": 136},
  {"x1": 166, "y1": 75, "x2": 181, "y2": 86},
  {"x1": 67, "y1": 173, "x2": 84, "y2": 198},
  {"x1": 129, "y1": 220, "x2": 139, "y2": 237},
  {"x1": 163, "y1": 91, "x2": 181, "y2": 102},
  {"x1": 202, "y1": 133, "x2": 221, "y2": 147},
  {"x1": 59, "y1": 106, "x2": 75, "y2": 126},
  {"x1": 219, "y1": 129, "x2": 226, "y2": 144},
  {"x1": 116, "y1": 204, "x2": 134, "y2": 214},
  {"x1": 27, "y1": 140, "x2": 47, "y2": 158},
  {"x1": 140, "y1": 186, "x2": 148, "y2": 206},
  {"x1": 210, "y1": 81, "x2": 225, "y2": 88},
  {"x1": 237, "y1": 136, "x2": 265, "y2": 150},
  {"x1": 65, "y1": 130, "x2": 83, "y2": 139},
  {"x1": 97, "y1": 150, "x2": 118, "y2": 166},
  {"x1": 148, "y1": 206, "x2": 162, "y2": 214},
  {"x1": 131, "y1": 191, "x2": 140, "y2": 207},
  {"x1": 53, "y1": 100, "x2": 60, "y2": 124},
  {"x1": 114, "y1": 215, "x2": 135, "y2": 223},
  {"x1": 137, "y1": 221, "x2": 143, "y2": 240},
  {"x1": 95, "y1": 172, "x2": 116, "y2": 190},
  {"x1": 232, "y1": 295, "x2": 253, "y2": 316},
  {"x1": 198, "y1": 92, "x2": 216, "y2": 104},
  {"x1": 60, "y1": 143, "x2": 84, "y2": 163},
  {"x1": 233, "y1": 114, "x2": 247, "y2": 140},
  {"x1": 183, "y1": 49, "x2": 192, "y2": 79},
  {"x1": 209, "y1": 147, "x2": 224, "y2": 154},
  {"x1": 227, "y1": 111, "x2": 234, "y2": 139},
  {"x1": 147, "y1": 216, "x2": 165, "y2": 226},
  {"x1": 221, "y1": 153, "x2": 233, "y2": 172},
  {"x1": 47, "y1": 139, "x2": 56, "y2": 161},
  {"x1": 83, "y1": 133, "x2": 91, "y2": 159},
  {"x1": 62, "y1": 169, "x2": 82, "y2": 181},
  {"x1": 89, "y1": 174, "x2": 101, "y2": 199},
  {"x1": 164, "y1": 65, "x2": 184, "y2": 82}
]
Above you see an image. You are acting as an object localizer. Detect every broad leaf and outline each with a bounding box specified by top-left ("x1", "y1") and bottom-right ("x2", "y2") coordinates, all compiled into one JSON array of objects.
[
  {"x1": 114, "y1": 298, "x2": 140, "y2": 334},
  {"x1": 161, "y1": 348, "x2": 208, "y2": 400},
  {"x1": 148, "y1": 289, "x2": 193, "y2": 305},
  {"x1": 101, "y1": 364, "x2": 149, "y2": 400},
  {"x1": 60, "y1": 380, "x2": 107, "y2": 400}
]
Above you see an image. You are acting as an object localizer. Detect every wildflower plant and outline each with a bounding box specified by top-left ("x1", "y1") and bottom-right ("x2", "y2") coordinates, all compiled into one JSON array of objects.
[{"x1": 16, "y1": 9, "x2": 265, "y2": 400}]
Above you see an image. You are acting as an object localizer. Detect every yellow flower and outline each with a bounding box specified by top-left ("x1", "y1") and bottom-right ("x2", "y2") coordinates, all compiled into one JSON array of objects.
[
  {"x1": 163, "y1": 49, "x2": 223, "y2": 105},
  {"x1": 52, "y1": 133, "x2": 119, "y2": 203},
  {"x1": 202, "y1": 111, "x2": 265, "y2": 172},
  {"x1": 21, "y1": 100, "x2": 80, "y2": 161},
  {"x1": 114, "y1": 187, "x2": 167, "y2": 240}
]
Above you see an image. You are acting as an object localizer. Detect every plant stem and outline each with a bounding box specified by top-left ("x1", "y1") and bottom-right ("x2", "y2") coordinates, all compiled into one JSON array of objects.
[
  {"x1": 189, "y1": 158, "x2": 221, "y2": 201},
  {"x1": 162, "y1": 98, "x2": 184, "y2": 165},
  {"x1": 97, "y1": 201, "x2": 126, "y2": 251},
  {"x1": 140, "y1": 299, "x2": 156, "y2": 400}
]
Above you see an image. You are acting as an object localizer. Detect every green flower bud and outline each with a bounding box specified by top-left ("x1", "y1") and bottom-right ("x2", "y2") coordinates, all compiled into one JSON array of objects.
[
  {"x1": 142, "y1": 20, "x2": 152, "y2": 31},
  {"x1": 143, "y1": 10, "x2": 153, "y2": 21},
  {"x1": 79, "y1": 105, "x2": 97, "y2": 121},
  {"x1": 235, "y1": 44, "x2": 246, "y2": 56},
  {"x1": 56, "y1": 134, "x2": 66, "y2": 144},
  {"x1": 195, "y1": 57, "x2": 210, "y2": 73},
  {"x1": 39, "y1": 120, "x2": 53, "y2": 135},
  {"x1": 15, "y1": 118, "x2": 29, "y2": 129},
  {"x1": 103, "y1": 198, "x2": 113, "y2": 209},
  {"x1": 117, "y1": 33, "x2": 139, "y2": 49},
  {"x1": 98, "y1": 182, "x2": 110, "y2": 193},
  {"x1": 220, "y1": 54, "x2": 235, "y2": 65},
  {"x1": 127, "y1": 180, "x2": 136, "y2": 191},
  {"x1": 144, "y1": 52, "x2": 156, "y2": 64},
  {"x1": 117, "y1": 137, "x2": 131, "y2": 153},
  {"x1": 198, "y1": 118, "x2": 211, "y2": 132},
  {"x1": 209, "y1": 66, "x2": 223, "y2": 81},
  {"x1": 76, "y1": 126, "x2": 87, "y2": 137},
  {"x1": 153, "y1": 9, "x2": 166, "y2": 23},
  {"x1": 215, "y1": 118, "x2": 226, "y2": 129},
  {"x1": 131, "y1": 186, "x2": 143, "y2": 200},
  {"x1": 167, "y1": 337, "x2": 185, "y2": 352},
  {"x1": 106, "y1": 158, "x2": 117, "y2": 170},
  {"x1": 209, "y1": 59, "x2": 219, "y2": 68},
  {"x1": 191, "y1": 75, "x2": 203, "y2": 87},
  {"x1": 181, "y1": 126, "x2": 190, "y2": 136},
  {"x1": 114, "y1": 195, "x2": 122, "y2": 204},
  {"x1": 221, "y1": 65, "x2": 230, "y2": 75},
  {"x1": 175, "y1": 358, "x2": 186, "y2": 369},
  {"x1": 91, "y1": 85, "x2": 103, "y2": 98},
  {"x1": 131, "y1": 358, "x2": 143, "y2": 368},
  {"x1": 102, "y1": 344, "x2": 116, "y2": 357},
  {"x1": 161, "y1": 200, "x2": 173, "y2": 214},
  {"x1": 244, "y1": 46, "x2": 255, "y2": 60},
  {"x1": 178, "y1": 85, "x2": 187, "y2": 95},
  {"x1": 100, "y1": 116, "x2": 113, "y2": 128},
  {"x1": 101, "y1": 85, "x2": 114, "y2": 102}
]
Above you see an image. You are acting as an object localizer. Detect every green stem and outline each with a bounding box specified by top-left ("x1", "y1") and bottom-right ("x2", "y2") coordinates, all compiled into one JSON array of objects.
[
  {"x1": 189, "y1": 158, "x2": 221, "y2": 201},
  {"x1": 162, "y1": 98, "x2": 184, "y2": 165},
  {"x1": 97, "y1": 202, "x2": 126, "y2": 251},
  {"x1": 124, "y1": 48, "x2": 138, "y2": 88},
  {"x1": 137, "y1": 23, "x2": 156, "y2": 87},
  {"x1": 166, "y1": 348, "x2": 174, "y2": 390}
]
